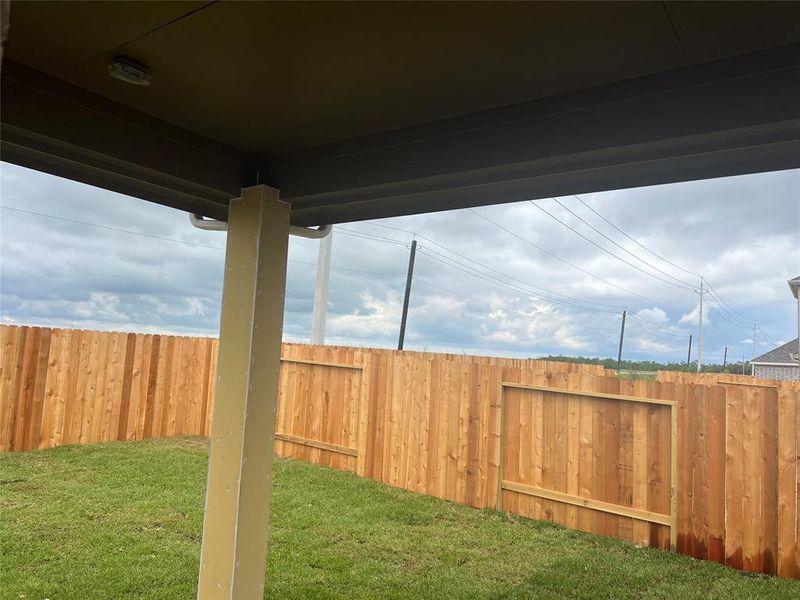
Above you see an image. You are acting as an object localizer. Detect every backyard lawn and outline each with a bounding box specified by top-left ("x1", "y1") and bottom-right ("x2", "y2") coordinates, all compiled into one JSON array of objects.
[{"x1": 1, "y1": 438, "x2": 798, "y2": 599}]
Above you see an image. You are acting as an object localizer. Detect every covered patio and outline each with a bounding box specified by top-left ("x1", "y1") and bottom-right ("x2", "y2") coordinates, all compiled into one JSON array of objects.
[{"x1": 2, "y1": 2, "x2": 800, "y2": 597}]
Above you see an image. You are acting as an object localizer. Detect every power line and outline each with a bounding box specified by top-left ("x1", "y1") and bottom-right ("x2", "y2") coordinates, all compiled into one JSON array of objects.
[
  {"x1": 418, "y1": 257, "x2": 696, "y2": 345},
  {"x1": 466, "y1": 208, "x2": 690, "y2": 311},
  {"x1": 704, "y1": 281, "x2": 759, "y2": 326},
  {"x1": 467, "y1": 204, "x2": 776, "y2": 350},
  {"x1": 363, "y1": 218, "x2": 715, "y2": 343},
  {"x1": 704, "y1": 310, "x2": 736, "y2": 337},
  {"x1": 757, "y1": 330, "x2": 782, "y2": 349},
  {"x1": 627, "y1": 314, "x2": 690, "y2": 338},
  {"x1": 414, "y1": 277, "x2": 535, "y2": 321},
  {"x1": 704, "y1": 282, "x2": 758, "y2": 327},
  {"x1": 414, "y1": 277, "x2": 620, "y2": 336},
  {"x1": 702, "y1": 293, "x2": 778, "y2": 348},
  {"x1": 530, "y1": 200, "x2": 697, "y2": 291},
  {"x1": 334, "y1": 227, "x2": 411, "y2": 247},
  {"x1": 702, "y1": 306, "x2": 778, "y2": 350},
  {"x1": 309, "y1": 223, "x2": 632, "y2": 329},
  {"x1": 417, "y1": 247, "x2": 623, "y2": 314},
  {"x1": 544, "y1": 198, "x2": 694, "y2": 290},
  {"x1": 705, "y1": 304, "x2": 752, "y2": 335},
  {"x1": 288, "y1": 259, "x2": 405, "y2": 279},
  {"x1": 10, "y1": 202, "x2": 779, "y2": 352},
  {"x1": 1, "y1": 205, "x2": 225, "y2": 250},
  {"x1": 354, "y1": 220, "x2": 628, "y2": 312},
  {"x1": 360, "y1": 219, "x2": 699, "y2": 316},
  {"x1": 703, "y1": 298, "x2": 779, "y2": 347},
  {"x1": 1, "y1": 205, "x2": 409, "y2": 279},
  {"x1": 0, "y1": 203, "x2": 648, "y2": 320},
  {"x1": 421, "y1": 245, "x2": 623, "y2": 309},
  {"x1": 548, "y1": 198, "x2": 698, "y2": 290},
  {"x1": 573, "y1": 195, "x2": 702, "y2": 279},
  {"x1": 705, "y1": 286, "x2": 752, "y2": 325},
  {"x1": 560, "y1": 196, "x2": 778, "y2": 346},
  {"x1": 419, "y1": 249, "x2": 621, "y2": 315},
  {"x1": 705, "y1": 294, "x2": 753, "y2": 330}
]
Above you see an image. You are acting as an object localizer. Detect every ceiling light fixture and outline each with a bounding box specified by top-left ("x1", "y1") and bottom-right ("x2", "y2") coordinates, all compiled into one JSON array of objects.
[{"x1": 107, "y1": 56, "x2": 152, "y2": 86}]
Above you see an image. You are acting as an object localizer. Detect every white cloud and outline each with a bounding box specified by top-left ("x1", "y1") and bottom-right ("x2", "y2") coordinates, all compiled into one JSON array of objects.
[
  {"x1": 328, "y1": 291, "x2": 402, "y2": 338},
  {"x1": 71, "y1": 292, "x2": 129, "y2": 321},
  {"x1": 2, "y1": 162, "x2": 798, "y2": 362},
  {"x1": 680, "y1": 303, "x2": 711, "y2": 327},
  {"x1": 635, "y1": 307, "x2": 669, "y2": 325},
  {"x1": 633, "y1": 336, "x2": 675, "y2": 354}
]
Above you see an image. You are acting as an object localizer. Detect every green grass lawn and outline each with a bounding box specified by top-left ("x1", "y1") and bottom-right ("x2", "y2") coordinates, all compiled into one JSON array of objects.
[{"x1": 2, "y1": 438, "x2": 798, "y2": 599}]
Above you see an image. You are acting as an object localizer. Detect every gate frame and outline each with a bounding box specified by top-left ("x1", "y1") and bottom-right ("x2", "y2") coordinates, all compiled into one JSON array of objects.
[
  {"x1": 498, "y1": 382, "x2": 678, "y2": 551},
  {"x1": 274, "y1": 357, "x2": 364, "y2": 459}
]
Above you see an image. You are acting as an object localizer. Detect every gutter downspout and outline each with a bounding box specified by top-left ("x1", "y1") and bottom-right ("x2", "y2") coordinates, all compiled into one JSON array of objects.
[{"x1": 190, "y1": 213, "x2": 331, "y2": 239}]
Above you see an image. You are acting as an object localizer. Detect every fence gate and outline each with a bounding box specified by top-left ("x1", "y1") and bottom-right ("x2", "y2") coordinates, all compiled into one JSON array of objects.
[
  {"x1": 274, "y1": 357, "x2": 363, "y2": 472},
  {"x1": 499, "y1": 381, "x2": 677, "y2": 550}
]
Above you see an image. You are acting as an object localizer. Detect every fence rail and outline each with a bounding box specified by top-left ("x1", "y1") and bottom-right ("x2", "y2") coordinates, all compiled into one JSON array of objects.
[
  {"x1": 499, "y1": 381, "x2": 678, "y2": 550},
  {"x1": 655, "y1": 369, "x2": 800, "y2": 390},
  {"x1": 1, "y1": 325, "x2": 798, "y2": 579}
]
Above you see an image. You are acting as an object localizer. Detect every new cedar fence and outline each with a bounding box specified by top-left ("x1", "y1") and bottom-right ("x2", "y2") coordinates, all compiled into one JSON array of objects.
[
  {"x1": 656, "y1": 369, "x2": 800, "y2": 390},
  {"x1": 1, "y1": 325, "x2": 798, "y2": 579},
  {"x1": 0, "y1": 326, "x2": 219, "y2": 450}
]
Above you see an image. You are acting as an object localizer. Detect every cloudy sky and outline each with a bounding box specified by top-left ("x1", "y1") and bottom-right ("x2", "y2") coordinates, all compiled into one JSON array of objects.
[{"x1": 1, "y1": 162, "x2": 798, "y2": 364}]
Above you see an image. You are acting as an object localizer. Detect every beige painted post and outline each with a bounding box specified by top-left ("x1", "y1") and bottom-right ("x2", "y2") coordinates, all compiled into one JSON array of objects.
[{"x1": 197, "y1": 185, "x2": 290, "y2": 599}]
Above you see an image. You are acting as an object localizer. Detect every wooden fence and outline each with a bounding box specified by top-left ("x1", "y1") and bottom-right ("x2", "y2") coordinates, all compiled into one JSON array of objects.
[
  {"x1": 1, "y1": 325, "x2": 798, "y2": 579},
  {"x1": 656, "y1": 369, "x2": 800, "y2": 390},
  {"x1": 0, "y1": 326, "x2": 218, "y2": 451},
  {"x1": 0, "y1": 325, "x2": 604, "y2": 455}
]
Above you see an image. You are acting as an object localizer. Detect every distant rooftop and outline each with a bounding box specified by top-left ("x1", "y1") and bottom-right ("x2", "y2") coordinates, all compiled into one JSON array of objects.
[
  {"x1": 752, "y1": 338, "x2": 800, "y2": 365},
  {"x1": 790, "y1": 275, "x2": 800, "y2": 299}
]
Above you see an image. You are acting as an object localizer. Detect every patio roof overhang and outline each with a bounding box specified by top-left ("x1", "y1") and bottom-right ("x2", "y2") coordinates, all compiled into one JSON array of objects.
[
  {"x1": 2, "y1": 1, "x2": 799, "y2": 226},
  {"x1": 3, "y1": 2, "x2": 800, "y2": 598}
]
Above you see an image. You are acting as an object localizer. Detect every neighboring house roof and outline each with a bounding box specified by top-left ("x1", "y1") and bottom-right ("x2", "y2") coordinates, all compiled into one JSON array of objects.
[
  {"x1": 752, "y1": 338, "x2": 800, "y2": 365},
  {"x1": 790, "y1": 275, "x2": 800, "y2": 299}
]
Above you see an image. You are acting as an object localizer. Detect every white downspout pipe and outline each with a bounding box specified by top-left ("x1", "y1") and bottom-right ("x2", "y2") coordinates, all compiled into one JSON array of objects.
[
  {"x1": 190, "y1": 213, "x2": 332, "y2": 239},
  {"x1": 190, "y1": 214, "x2": 227, "y2": 231},
  {"x1": 791, "y1": 277, "x2": 800, "y2": 381},
  {"x1": 310, "y1": 227, "x2": 333, "y2": 345}
]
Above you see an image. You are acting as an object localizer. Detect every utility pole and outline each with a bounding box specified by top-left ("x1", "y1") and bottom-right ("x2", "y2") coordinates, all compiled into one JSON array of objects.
[
  {"x1": 723, "y1": 346, "x2": 728, "y2": 368},
  {"x1": 696, "y1": 277, "x2": 704, "y2": 373},
  {"x1": 686, "y1": 333, "x2": 693, "y2": 368},
  {"x1": 616, "y1": 310, "x2": 626, "y2": 372},
  {"x1": 310, "y1": 227, "x2": 333, "y2": 345},
  {"x1": 397, "y1": 239, "x2": 417, "y2": 350},
  {"x1": 751, "y1": 320, "x2": 757, "y2": 376}
]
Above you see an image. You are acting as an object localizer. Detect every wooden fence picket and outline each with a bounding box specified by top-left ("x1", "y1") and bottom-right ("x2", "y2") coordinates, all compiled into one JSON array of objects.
[{"x1": 1, "y1": 324, "x2": 798, "y2": 579}]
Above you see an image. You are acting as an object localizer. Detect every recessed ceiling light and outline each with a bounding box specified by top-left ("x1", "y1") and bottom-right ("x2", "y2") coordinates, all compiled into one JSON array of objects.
[{"x1": 107, "y1": 56, "x2": 152, "y2": 86}]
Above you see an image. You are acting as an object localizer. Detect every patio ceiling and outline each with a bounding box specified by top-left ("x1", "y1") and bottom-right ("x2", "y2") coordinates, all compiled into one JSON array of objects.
[{"x1": 2, "y1": 1, "x2": 800, "y2": 225}]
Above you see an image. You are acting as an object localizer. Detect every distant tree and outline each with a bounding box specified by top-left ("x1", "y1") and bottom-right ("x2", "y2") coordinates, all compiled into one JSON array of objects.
[{"x1": 538, "y1": 355, "x2": 750, "y2": 374}]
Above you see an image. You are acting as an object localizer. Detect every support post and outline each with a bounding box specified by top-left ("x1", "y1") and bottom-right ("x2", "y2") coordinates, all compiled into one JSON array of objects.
[
  {"x1": 397, "y1": 239, "x2": 417, "y2": 350},
  {"x1": 723, "y1": 346, "x2": 727, "y2": 368},
  {"x1": 197, "y1": 185, "x2": 290, "y2": 599},
  {"x1": 616, "y1": 310, "x2": 626, "y2": 372}
]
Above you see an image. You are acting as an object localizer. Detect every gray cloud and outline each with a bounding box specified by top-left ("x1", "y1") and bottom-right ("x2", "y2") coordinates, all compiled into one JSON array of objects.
[{"x1": 1, "y1": 162, "x2": 798, "y2": 363}]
